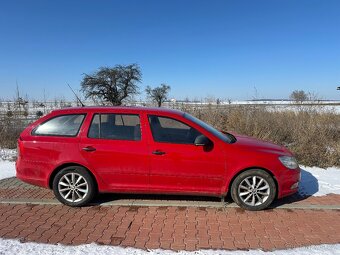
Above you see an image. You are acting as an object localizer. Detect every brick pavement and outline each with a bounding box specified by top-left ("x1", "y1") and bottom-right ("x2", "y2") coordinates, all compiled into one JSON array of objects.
[
  {"x1": 1, "y1": 177, "x2": 340, "y2": 251},
  {"x1": 1, "y1": 204, "x2": 340, "y2": 251}
]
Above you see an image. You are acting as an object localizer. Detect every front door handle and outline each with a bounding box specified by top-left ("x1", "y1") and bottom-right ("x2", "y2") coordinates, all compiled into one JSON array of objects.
[
  {"x1": 82, "y1": 146, "x2": 96, "y2": 152},
  {"x1": 152, "y1": 150, "x2": 165, "y2": 155}
]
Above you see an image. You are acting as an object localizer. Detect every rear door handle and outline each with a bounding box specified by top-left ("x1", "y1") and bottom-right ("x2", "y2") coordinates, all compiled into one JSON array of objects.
[
  {"x1": 152, "y1": 150, "x2": 165, "y2": 155},
  {"x1": 82, "y1": 146, "x2": 96, "y2": 152}
]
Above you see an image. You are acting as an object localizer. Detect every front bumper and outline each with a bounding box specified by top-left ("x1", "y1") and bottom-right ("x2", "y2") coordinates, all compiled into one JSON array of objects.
[{"x1": 277, "y1": 167, "x2": 301, "y2": 198}]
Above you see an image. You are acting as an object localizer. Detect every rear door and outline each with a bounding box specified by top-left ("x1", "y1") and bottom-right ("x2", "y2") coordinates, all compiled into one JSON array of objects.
[{"x1": 80, "y1": 111, "x2": 149, "y2": 191}]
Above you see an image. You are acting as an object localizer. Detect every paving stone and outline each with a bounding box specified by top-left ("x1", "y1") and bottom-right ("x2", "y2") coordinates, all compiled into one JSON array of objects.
[{"x1": 1, "y1": 177, "x2": 340, "y2": 251}]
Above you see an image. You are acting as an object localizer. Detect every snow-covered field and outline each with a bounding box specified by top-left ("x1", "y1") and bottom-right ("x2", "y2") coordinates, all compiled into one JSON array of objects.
[
  {"x1": 1, "y1": 100, "x2": 339, "y2": 120},
  {"x1": 1, "y1": 149, "x2": 340, "y2": 254}
]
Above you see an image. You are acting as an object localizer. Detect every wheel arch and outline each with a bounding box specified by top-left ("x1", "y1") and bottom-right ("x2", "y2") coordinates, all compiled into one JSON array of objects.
[
  {"x1": 48, "y1": 163, "x2": 98, "y2": 191},
  {"x1": 227, "y1": 166, "x2": 279, "y2": 199}
]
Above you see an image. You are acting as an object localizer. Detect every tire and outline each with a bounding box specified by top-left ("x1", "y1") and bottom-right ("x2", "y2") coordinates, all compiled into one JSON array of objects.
[
  {"x1": 52, "y1": 166, "x2": 96, "y2": 207},
  {"x1": 231, "y1": 169, "x2": 276, "y2": 211}
]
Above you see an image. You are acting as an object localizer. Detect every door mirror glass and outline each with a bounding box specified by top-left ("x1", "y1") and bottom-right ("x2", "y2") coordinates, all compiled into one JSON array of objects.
[{"x1": 194, "y1": 135, "x2": 212, "y2": 146}]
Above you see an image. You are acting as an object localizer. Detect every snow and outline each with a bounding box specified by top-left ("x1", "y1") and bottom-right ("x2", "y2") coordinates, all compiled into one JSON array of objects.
[
  {"x1": 0, "y1": 149, "x2": 16, "y2": 180},
  {"x1": 0, "y1": 238, "x2": 340, "y2": 255},
  {"x1": 0, "y1": 160, "x2": 15, "y2": 180},
  {"x1": 299, "y1": 166, "x2": 340, "y2": 196},
  {"x1": 0, "y1": 148, "x2": 16, "y2": 161}
]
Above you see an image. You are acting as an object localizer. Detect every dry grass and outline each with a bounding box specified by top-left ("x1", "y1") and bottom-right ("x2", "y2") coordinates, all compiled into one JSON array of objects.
[
  {"x1": 0, "y1": 117, "x2": 27, "y2": 149},
  {"x1": 180, "y1": 104, "x2": 340, "y2": 168},
  {"x1": 1, "y1": 105, "x2": 339, "y2": 167}
]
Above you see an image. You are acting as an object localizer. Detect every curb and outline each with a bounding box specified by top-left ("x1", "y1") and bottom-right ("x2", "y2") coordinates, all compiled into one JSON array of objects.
[{"x1": 1, "y1": 198, "x2": 340, "y2": 210}]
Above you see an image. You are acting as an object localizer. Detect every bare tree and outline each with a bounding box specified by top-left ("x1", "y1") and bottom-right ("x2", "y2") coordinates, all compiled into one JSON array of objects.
[
  {"x1": 145, "y1": 84, "x2": 171, "y2": 107},
  {"x1": 81, "y1": 64, "x2": 142, "y2": 106},
  {"x1": 290, "y1": 90, "x2": 308, "y2": 103}
]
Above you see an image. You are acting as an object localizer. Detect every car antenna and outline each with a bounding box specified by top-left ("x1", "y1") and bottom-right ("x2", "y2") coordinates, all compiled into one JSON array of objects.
[{"x1": 67, "y1": 83, "x2": 85, "y2": 107}]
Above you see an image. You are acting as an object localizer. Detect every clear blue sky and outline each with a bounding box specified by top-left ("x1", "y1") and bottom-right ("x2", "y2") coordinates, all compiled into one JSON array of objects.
[{"x1": 0, "y1": 0, "x2": 339, "y2": 101}]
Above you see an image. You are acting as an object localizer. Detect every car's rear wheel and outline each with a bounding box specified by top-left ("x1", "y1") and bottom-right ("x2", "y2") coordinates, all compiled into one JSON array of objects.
[
  {"x1": 231, "y1": 169, "x2": 276, "y2": 211},
  {"x1": 52, "y1": 166, "x2": 96, "y2": 207}
]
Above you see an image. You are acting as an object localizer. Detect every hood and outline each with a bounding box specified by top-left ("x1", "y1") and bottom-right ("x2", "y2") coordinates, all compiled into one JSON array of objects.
[{"x1": 231, "y1": 133, "x2": 292, "y2": 156}]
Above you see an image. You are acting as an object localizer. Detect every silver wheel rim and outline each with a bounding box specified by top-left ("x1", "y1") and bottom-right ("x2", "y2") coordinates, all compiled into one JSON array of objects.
[
  {"x1": 58, "y1": 172, "x2": 88, "y2": 203},
  {"x1": 238, "y1": 175, "x2": 270, "y2": 206}
]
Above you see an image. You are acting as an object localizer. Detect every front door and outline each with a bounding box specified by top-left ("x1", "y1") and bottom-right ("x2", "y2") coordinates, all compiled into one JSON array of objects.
[
  {"x1": 147, "y1": 115, "x2": 226, "y2": 195},
  {"x1": 80, "y1": 112, "x2": 149, "y2": 191}
]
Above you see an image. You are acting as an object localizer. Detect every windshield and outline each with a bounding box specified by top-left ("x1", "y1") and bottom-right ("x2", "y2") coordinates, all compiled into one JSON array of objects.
[{"x1": 183, "y1": 113, "x2": 235, "y2": 144}]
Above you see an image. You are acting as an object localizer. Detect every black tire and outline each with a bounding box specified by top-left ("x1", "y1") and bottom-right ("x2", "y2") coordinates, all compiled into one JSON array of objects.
[
  {"x1": 231, "y1": 169, "x2": 276, "y2": 211},
  {"x1": 52, "y1": 166, "x2": 96, "y2": 207}
]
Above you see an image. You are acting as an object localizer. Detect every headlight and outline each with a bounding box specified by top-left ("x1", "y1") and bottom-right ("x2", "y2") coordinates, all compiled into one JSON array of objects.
[{"x1": 279, "y1": 156, "x2": 299, "y2": 169}]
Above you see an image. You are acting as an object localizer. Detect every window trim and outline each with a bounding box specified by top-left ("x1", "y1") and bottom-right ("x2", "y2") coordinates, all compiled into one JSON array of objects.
[
  {"x1": 31, "y1": 114, "x2": 86, "y2": 137},
  {"x1": 87, "y1": 113, "x2": 142, "y2": 141},
  {"x1": 147, "y1": 115, "x2": 202, "y2": 145}
]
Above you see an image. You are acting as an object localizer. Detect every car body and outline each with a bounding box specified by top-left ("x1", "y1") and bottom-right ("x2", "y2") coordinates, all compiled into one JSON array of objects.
[{"x1": 16, "y1": 106, "x2": 301, "y2": 210}]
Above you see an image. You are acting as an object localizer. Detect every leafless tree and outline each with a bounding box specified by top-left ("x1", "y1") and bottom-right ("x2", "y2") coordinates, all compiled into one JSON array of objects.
[
  {"x1": 81, "y1": 64, "x2": 142, "y2": 106},
  {"x1": 145, "y1": 84, "x2": 171, "y2": 107},
  {"x1": 290, "y1": 90, "x2": 308, "y2": 103}
]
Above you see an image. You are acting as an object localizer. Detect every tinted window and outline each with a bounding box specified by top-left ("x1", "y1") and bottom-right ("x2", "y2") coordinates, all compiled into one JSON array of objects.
[
  {"x1": 33, "y1": 114, "x2": 85, "y2": 136},
  {"x1": 88, "y1": 114, "x2": 141, "y2": 141},
  {"x1": 148, "y1": 115, "x2": 202, "y2": 144}
]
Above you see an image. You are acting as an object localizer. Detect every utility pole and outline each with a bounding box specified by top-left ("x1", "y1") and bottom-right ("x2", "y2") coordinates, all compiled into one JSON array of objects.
[{"x1": 16, "y1": 80, "x2": 21, "y2": 116}]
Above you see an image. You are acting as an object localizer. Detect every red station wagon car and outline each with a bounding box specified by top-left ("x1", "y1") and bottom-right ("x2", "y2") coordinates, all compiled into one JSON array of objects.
[{"x1": 16, "y1": 107, "x2": 301, "y2": 210}]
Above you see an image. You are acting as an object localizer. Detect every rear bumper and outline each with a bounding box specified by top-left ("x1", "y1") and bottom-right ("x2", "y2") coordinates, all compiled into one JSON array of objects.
[
  {"x1": 277, "y1": 167, "x2": 301, "y2": 198},
  {"x1": 16, "y1": 160, "x2": 49, "y2": 188}
]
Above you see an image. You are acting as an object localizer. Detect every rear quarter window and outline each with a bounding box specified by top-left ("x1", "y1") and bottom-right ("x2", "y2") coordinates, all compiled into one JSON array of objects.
[{"x1": 32, "y1": 114, "x2": 85, "y2": 137}]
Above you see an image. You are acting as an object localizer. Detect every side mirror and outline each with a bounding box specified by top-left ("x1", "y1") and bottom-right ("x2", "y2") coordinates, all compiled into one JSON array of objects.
[{"x1": 194, "y1": 135, "x2": 212, "y2": 146}]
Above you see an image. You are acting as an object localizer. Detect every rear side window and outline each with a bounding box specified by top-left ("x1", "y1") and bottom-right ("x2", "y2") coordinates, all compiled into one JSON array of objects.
[
  {"x1": 32, "y1": 114, "x2": 85, "y2": 137},
  {"x1": 88, "y1": 114, "x2": 141, "y2": 141}
]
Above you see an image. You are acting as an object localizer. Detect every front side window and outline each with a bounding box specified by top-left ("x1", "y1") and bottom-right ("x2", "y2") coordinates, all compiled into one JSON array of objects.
[
  {"x1": 184, "y1": 113, "x2": 235, "y2": 143},
  {"x1": 148, "y1": 115, "x2": 202, "y2": 144},
  {"x1": 32, "y1": 114, "x2": 85, "y2": 136},
  {"x1": 88, "y1": 113, "x2": 141, "y2": 141}
]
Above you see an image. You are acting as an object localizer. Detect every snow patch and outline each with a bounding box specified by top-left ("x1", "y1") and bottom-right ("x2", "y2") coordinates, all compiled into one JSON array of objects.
[
  {"x1": 0, "y1": 148, "x2": 16, "y2": 161},
  {"x1": 0, "y1": 160, "x2": 15, "y2": 180},
  {"x1": 299, "y1": 166, "x2": 340, "y2": 196},
  {"x1": 1, "y1": 238, "x2": 340, "y2": 255}
]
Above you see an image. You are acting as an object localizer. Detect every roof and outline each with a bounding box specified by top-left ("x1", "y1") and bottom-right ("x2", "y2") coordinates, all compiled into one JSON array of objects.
[{"x1": 50, "y1": 106, "x2": 185, "y2": 116}]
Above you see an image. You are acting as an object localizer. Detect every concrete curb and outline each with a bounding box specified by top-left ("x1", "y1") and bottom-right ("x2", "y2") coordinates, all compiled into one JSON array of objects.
[{"x1": 1, "y1": 198, "x2": 340, "y2": 210}]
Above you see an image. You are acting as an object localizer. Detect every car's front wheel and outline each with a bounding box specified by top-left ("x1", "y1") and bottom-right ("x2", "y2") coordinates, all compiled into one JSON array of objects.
[
  {"x1": 52, "y1": 166, "x2": 96, "y2": 207},
  {"x1": 231, "y1": 169, "x2": 277, "y2": 211}
]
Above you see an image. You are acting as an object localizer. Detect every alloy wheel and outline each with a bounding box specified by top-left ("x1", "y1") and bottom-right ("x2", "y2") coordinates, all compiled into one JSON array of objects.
[
  {"x1": 238, "y1": 175, "x2": 270, "y2": 206},
  {"x1": 58, "y1": 172, "x2": 88, "y2": 203}
]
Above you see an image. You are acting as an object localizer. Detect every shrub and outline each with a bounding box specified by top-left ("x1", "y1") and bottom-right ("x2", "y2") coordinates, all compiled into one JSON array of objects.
[
  {"x1": 182, "y1": 105, "x2": 340, "y2": 168},
  {"x1": 0, "y1": 117, "x2": 27, "y2": 149},
  {"x1": 36, "y1": 111, "x2": 44, "y2": 118}
]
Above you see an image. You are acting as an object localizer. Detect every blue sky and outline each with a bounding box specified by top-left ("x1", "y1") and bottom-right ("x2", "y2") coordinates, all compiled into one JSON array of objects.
[{"x1": 0, "y1": 0, "x2": 339, "y2": 101}]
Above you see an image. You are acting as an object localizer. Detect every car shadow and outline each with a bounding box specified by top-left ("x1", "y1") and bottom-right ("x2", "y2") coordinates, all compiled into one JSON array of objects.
[
  {"x1": 92, "y1": 192, "x2": 222, "y2": 205},
  {"x1": 90, "y1": 168, "x2": 320, "y2": 208}
]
